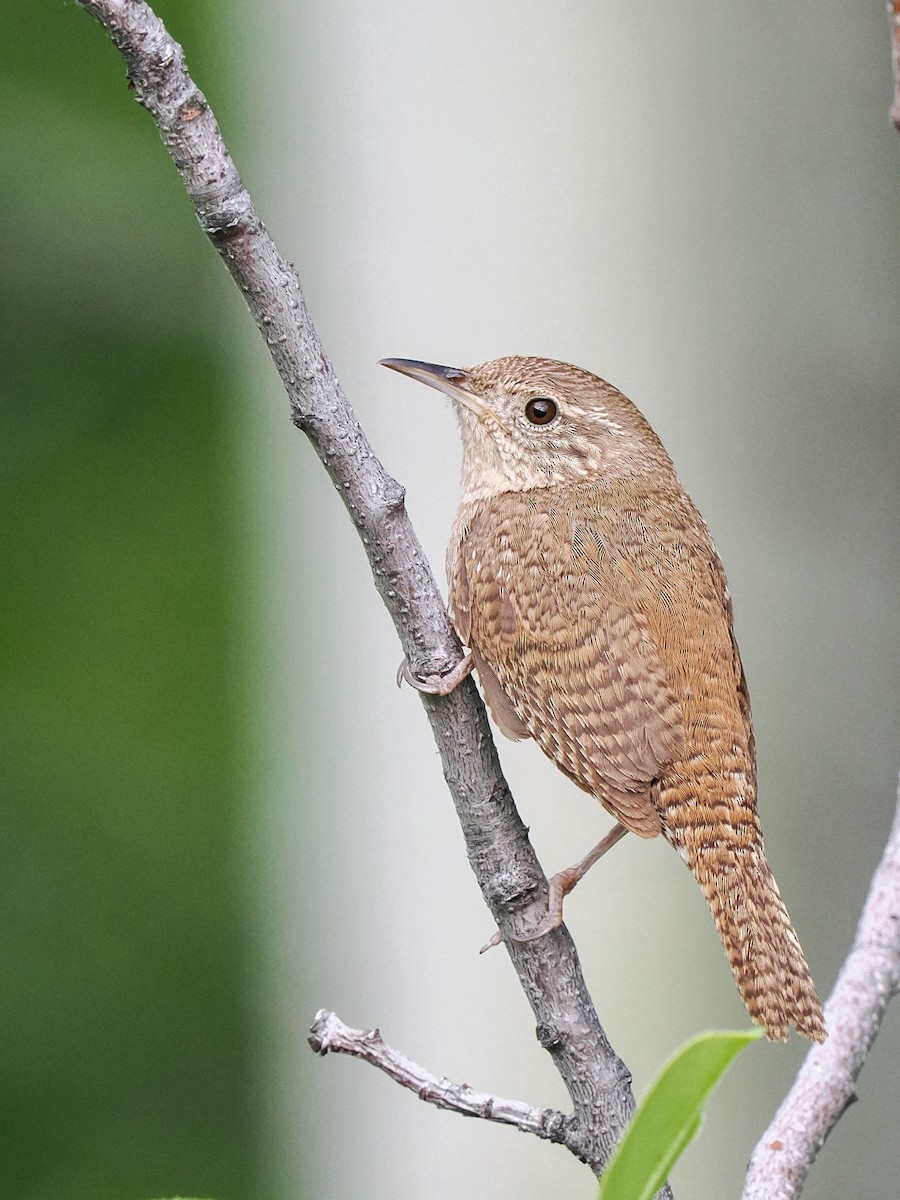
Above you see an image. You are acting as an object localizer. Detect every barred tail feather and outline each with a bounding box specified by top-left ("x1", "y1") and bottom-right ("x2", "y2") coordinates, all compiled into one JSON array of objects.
[{"x1": 692, "y1": 846, "x2": 826, "y2": 1042}]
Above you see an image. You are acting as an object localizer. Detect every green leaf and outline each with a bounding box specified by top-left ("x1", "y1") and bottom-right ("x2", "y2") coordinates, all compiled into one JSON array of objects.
[{"x1": 599, "y1": 1028, "x2": 764, "y2": 1200}]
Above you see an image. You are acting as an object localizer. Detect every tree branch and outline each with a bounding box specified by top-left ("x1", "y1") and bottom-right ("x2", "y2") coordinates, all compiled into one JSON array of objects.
[
  {"x1": 743, "y1": 779, "x2": 900, "y2": 1199},
  {"x1": 75, "y1": 0, "x2": 661, "y2": 1184},
  {"x1": 308, "y1": 1010, "x2": 574, "y2": 1148}
]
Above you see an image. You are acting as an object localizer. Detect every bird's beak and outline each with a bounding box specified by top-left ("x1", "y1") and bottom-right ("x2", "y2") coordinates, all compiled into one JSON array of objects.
[{"x1": 379, "y1": 357, "x2": 494, "y2": 424}]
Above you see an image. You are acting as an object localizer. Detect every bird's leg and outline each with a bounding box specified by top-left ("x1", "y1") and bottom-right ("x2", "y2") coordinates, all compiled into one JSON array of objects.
[
  {"x1": 480, "y1": 822, "x2": 630, "y2": 952},
  {"x1": 396, "y1": 652, "x2": 474, "y2": 696}
]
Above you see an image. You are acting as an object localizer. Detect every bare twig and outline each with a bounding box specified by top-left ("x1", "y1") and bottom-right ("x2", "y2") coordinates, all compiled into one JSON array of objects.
[
  {"x1": 743, "y1": 780, "x2": 900, "y2": 1199},
  {"x1": 75, "y1": 0, "x2": 659, "y2": 1183},
  {"x1": 308, "y1": 1010, "x2": 573, "y2": 1147},
  {"x1": 890, "y1": 0, "x2": 900, "y2": 131}
]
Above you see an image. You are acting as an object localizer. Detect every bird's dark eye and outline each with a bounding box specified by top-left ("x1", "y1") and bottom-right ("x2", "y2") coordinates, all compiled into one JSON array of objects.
[{"x1": 524, "y1": 397, "x2": 558, "y2": 426}]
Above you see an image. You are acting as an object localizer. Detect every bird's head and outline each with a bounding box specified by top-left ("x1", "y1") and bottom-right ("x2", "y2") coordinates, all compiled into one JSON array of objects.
[{"x1": 380, "y1": 355, "x2": 674, "y2": 500}]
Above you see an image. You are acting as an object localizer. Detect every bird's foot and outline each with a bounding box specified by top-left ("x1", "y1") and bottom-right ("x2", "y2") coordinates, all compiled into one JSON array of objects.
[
  {"x1": 478, "y1": 871, "x2": 570, "y2": 952},
  {"x1": 396, "y1": 652, "x2": 474, "y2": 696},
  {"x1": 479, "y1": 823, "x2": 629, "y2": 952}
]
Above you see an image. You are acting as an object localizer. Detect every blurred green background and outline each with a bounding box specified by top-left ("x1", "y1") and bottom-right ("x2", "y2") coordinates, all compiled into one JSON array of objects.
[
  {"x1": 1, "y1": 5, "x2": 256, "y2": 1199},
  {"x1": 2, "y1": 3, "x2": 899, "y2": 1199}
]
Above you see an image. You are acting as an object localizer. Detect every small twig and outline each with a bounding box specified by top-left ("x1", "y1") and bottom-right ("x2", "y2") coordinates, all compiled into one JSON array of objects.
[
  {"x1": 75, "y1": 0, "x2": 654, "y2": 1183},
  {"x1": 890, "y1": 0, "x2": 900, "y2": 131},
  {"x1": 742, "y1": 778, "x2": 900, "y2": 1199},
  {"x1": 308, "y1": 1010, "x2": 573, "y2": 1147}
]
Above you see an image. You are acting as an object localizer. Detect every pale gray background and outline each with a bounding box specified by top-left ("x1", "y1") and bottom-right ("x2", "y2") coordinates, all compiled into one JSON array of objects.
[{"x1": 229, "y1": 2, "x2": 899, "y2": 1196}]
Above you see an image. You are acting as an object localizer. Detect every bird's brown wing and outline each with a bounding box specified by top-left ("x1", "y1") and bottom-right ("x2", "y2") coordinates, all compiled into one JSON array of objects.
[{"x1": 449, "y1": 491, "x2": 686, "y2": 837}]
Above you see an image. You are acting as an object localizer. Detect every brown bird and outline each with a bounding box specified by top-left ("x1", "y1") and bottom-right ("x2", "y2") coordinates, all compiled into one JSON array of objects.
[{"x1": 381, "y1": 355, "x2": 825, "y2": 1043}]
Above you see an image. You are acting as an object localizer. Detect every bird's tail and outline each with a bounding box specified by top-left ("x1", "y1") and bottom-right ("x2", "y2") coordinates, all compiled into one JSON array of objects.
[{"x1": 687, "y1": 841, "x2": 826, "y2": 1042}]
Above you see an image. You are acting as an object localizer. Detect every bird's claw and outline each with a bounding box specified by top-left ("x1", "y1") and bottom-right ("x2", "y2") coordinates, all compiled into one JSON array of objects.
[
  {"x1": 512, "y1": 909, "x2": 565, "y2": 944},
  {"x1": 479, "y1": 930, "x2": 504, "y2": 954},
  {"x1": 396, "y1": 652, "x2": 474, "y2": 696},
  {"x1": 478, "y1": 906, "x2": 563, "y2": 954},
  {"x1": 478, "y1": 827, "x2": 629, "y2": 954},
  {"x1": 479, "y1": 889, "x2": 564, "y2": 953}
]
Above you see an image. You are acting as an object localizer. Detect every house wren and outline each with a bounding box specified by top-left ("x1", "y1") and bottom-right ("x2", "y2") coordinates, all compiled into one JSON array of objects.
[{"x1": 381, "y1": 355, "x2": 825, "y2": 1043}]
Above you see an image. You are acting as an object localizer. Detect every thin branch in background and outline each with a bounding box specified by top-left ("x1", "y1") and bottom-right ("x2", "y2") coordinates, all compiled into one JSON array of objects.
[
  {"x1": 74, "y1": 0, "x2": 660, "y2": 1184},
  {"x1": 890, "y1": 0, "x2": 900, "y2": 131},
  {"x1": 743, "y1": 780, "x2": 900, "y2": 1199},
  {"x1": 308, "y1": 1011, "x2": 575, "y2": 1151}
]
